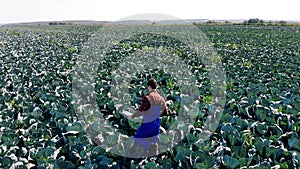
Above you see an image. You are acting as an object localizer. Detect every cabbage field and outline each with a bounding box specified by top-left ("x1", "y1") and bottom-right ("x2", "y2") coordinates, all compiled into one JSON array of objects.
[{"x1": 0, "y1": 24, "x2": 299, "y2": 168}]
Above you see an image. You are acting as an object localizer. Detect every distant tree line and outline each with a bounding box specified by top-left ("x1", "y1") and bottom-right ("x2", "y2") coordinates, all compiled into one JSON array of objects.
[
  {"x1": 195, "y1": 18, "x2": 295, "y2": 26},
  {"x1": 243, "y1": 18, "x2": 290, "y2": 25},
  {"x1": 49, "y1": 22, "x2": 73, "y2": 26},
  {"x1": 244, "y1": 18, "x2": 264, "y2": 24}
]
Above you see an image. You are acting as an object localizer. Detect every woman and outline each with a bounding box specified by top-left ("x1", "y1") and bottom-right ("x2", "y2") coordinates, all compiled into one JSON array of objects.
[{"x1": 127, "y1": 78, "x2": 168, "y2": 156}]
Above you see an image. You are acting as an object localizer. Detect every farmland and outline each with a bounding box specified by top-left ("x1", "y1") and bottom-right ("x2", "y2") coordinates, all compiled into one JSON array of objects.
[{"x1": 0, "y1": 24, "x2": 299, "y2": 168}]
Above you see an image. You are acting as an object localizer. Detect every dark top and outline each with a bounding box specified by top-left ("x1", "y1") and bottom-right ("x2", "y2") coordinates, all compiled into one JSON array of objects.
[{"x1": 136, "y1": 90, "x2": 168, "y2": 117}]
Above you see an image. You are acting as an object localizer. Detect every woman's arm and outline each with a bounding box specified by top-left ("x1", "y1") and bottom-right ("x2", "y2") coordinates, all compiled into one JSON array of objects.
[{"x1": 161, "y1": 99, "x2": 168, "y2": 116}]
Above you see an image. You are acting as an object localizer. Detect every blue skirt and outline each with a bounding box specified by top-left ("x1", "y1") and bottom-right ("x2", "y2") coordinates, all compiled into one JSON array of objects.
[{"x1": 134, "y1": 118, "x2": 160, "y2": 150}]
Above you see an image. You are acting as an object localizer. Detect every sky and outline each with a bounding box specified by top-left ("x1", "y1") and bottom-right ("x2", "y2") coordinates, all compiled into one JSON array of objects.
[{"x1": 0, "y1": 0, "x2": 299, "y2": 24}]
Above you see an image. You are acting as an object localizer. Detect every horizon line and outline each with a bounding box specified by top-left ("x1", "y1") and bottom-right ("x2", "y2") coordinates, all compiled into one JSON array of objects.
[{"x1": 1, "y1": 18, "x2": 300, "y2": 25}]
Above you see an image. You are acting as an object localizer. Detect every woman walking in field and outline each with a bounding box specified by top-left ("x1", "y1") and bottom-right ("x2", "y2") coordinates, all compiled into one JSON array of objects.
[{"x1": 126, "y1": 78, "x2": 168, "y2": 156}]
